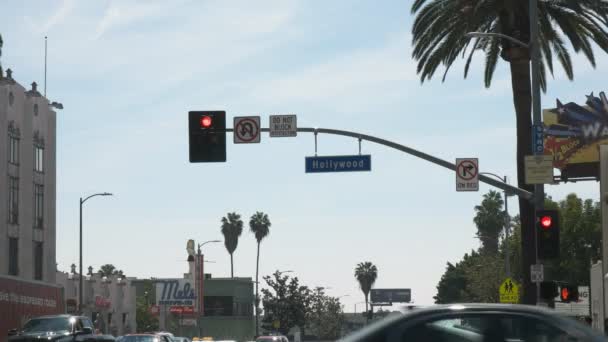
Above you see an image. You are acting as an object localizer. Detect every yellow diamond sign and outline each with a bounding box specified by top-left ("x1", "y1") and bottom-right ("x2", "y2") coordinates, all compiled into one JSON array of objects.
[{"x1": 499, "y1": 278, "x2": 519, "y2": 304}]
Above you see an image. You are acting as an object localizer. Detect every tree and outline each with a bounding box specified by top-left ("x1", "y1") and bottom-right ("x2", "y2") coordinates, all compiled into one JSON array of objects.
[
  {"x1": 307, "y1": 287, "x2": 344, "y2": 340},
  {"x1": 261, "y1": 271, "x2": 311, "y2": 336},
  {"x1": 136, "y1": 280, "x2": 158, "y2": 332},
  {"x1": 354, "y1": 262, "x2": 378, "y2": 314},
  {"x1": 411, "y1": 0, "x2": 608, "y2": 304},
  {"x1": 97, "y1": 264, "x2": 125, "y2": 278},
  {"x1": 249, "y1": 211, "x2": 271, "y2": 336},
  {"x1": 221, "y1": 212, "x2": 243, "y2": 278},
  {"x1": 474, "y1": 191, "x2": 506, "y2": 254}
]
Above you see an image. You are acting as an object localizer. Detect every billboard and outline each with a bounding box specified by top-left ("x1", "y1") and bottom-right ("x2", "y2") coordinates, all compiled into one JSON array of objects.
[
  {"x1": 370, "y1": 288, "x2": 411, "y2": 304},
  {"x1": 155, "y1": 279, "x2": 197, "y2": 306},
  {"x1": 543, "y1": 91, "x2": 608, "y2": 179}
]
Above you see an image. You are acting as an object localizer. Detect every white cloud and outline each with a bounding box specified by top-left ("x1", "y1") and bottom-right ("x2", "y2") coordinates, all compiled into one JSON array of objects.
[{"x1": 23, "y1": 0, "x2": 76, "y2": 34}]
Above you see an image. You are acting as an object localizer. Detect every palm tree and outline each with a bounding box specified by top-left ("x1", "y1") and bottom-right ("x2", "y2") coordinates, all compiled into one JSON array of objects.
[
  {"x1": 354, "y1": 262, "x2": 378, "y2": 315},
  {"x1": 221, "y1": 212, "x2": 244, "y2": 278},
  {"x1": 411, "y1": 0, "x2": 608, "y2": 304},
  {"x1": 249, "y1": 211, "x2": 271, "y2": 336},
  {"x1": 474, "y1": 190, "x2": 506, "y2": 254}
]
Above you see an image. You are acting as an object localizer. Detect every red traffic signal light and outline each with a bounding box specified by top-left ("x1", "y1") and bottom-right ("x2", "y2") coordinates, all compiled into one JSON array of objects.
[
  {"x1": 559, "y1": 284, "x2": 579, "y2": 303},
  {"x1": 540, "y1": 216, "x2": 552, "y2": 229},
  {"x1": 200, "y1": 115, "x2": 213, "y2": 129},
  {"x1": 560, "y1": 287, "x2": 570, "y2": 301}
]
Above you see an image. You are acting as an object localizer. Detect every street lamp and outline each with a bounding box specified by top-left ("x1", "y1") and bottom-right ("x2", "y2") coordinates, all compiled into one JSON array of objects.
[
  {"x1": 479, "y1": 172, "x2": 512, "y2": 278},
  {"x1": 277, "y1": 270, "x2": 293, "y2": 274},
  {"x1": 195, "y1": 239, "x2": 220, "y2": 336},
  {"x1": 79, "y1": 192, "x2": 112, "y2": 314}
]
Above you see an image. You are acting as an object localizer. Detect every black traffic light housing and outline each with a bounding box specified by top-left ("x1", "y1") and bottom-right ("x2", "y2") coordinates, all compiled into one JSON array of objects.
[
  {"x1": 536, "y1": 209, "x2": 560, "y2": 259},
  {"x1": 540, "y1": 281, "x2": 558, "y2": 301},
  {"x1": 188, "y1": 111, "x2": 226, "y2": 162}
]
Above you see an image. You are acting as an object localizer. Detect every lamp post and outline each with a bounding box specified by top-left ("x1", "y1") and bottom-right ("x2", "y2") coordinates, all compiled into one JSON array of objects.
[
  {"x1": 79, "y1": 192, "x2": 112, "y2": 314},
  {"x1": 479, "y1": 172, "x2": 512, "y2": 277},
  {"x1": 196, "y1": 239, "x2": 220, "y2": 336}
]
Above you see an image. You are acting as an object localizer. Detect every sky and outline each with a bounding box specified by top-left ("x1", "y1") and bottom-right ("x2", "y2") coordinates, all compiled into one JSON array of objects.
[{"x1": 1, "y1": 0, "x2": 607, "y2": 310}]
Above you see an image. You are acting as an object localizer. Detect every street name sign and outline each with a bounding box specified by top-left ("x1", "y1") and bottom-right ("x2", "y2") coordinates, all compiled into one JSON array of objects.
[
  {"x1": 533, "y1": 124, "x2": 544, "y2": 154},
  {"x1": 305, "y1": 155, "x2": 371, "y2": 173},
  {"x1": 524, "y1": 155, "x2": 553, "y2": 184},
  {"x1": 456, "y1": 158, "x2": 479, "y2": 192},
  {"x1": 370, "y1": 288, "x2": 411, "y2": 304},
  {"x1": 269, "y1": 115, "x2": 297, "y2": 137},
  {"x1": 499, "y1": 278, "x2": 520, "y2": 304},
  {"x1": 531, "y1": 264, "x2": 544, "y2": 283},
  {"x1": 234, "y1": 116, "x2": 261, "y2": 144}
]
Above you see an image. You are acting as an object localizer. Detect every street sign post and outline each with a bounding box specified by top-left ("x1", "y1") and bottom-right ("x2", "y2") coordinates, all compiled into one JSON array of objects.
[
  {"x1": 456, "y1": 158, "x2": 479, "y2": 191},
  {"x1": 531, "y1": 264, "x2": 544, "y2": 283},
  {"x1": 234, "y1": 116, "x2": 261, "y2": 144},
  {"x1": 525, "y1": 155, "x2": 553, "y2": 184},
  {"x1": 305, "y1": 155, "x2": 371, "y2": 173},
  {"x1": 269, "y1": 115, "x2": 297, "y2": 137},
  {"x1": 499, "y1": 278, "x2": 520, "y2": 304}
]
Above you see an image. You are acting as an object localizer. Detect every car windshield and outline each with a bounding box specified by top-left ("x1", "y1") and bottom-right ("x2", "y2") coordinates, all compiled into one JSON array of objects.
[{"x1": 21, "y1": 318, "x2": 72, "y2": 333}]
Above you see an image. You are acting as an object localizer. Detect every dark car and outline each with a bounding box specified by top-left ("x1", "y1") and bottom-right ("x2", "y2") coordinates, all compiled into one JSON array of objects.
[
  {"x1": 341, "y1": 303, "x2": 607, "y2": 341},
  {"x1": 8, "y1": 315, "x2": 114, "y2": 342}
]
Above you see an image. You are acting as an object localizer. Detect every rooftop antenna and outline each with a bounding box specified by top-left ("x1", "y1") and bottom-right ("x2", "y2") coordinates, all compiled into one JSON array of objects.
[{"x1": 44, "y1": 36, "x2": 47, "y2": 97}]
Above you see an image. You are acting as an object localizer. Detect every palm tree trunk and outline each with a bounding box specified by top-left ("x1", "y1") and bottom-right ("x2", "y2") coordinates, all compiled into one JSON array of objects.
[
  {"x1": 364, "y1": 294, "x2": 369, "y2": 323},
  {"x1": 509, "y1": 58, "x2": 536, "y2": 305},
  {"x1": 255, "y1": 242, "x2": 260, "y2": 336},
  {"x1": 231, "y1": 253, "x2": 234, "y2": 278}
]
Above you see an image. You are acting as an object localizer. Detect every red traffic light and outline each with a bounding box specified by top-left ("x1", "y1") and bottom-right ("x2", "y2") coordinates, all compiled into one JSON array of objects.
[
  {"x1": 561, "y1": 287, "x2": 570, "y2": 301},
  {"x1": 540, "y1": 216, "x2": 552, "y2": 229},
  {"x1": 200, "y1": 115, "x2": 213, "y2": 128}
]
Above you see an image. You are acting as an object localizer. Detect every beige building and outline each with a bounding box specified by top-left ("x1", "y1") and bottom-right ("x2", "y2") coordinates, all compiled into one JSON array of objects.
[
  {"x1": 0, "y1": 69, "x2": 58, "y2": 284},
  {"x1": 56, "y1": 267, "x2": 137, "y2": 336}
]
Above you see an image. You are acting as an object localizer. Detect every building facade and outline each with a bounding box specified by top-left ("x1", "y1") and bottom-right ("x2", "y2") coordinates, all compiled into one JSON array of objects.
[
  {"x1": 0, "y1": 69, "x2": 57, "y2": 284},
  {"x1": 56, "y1": 268, "x2": 137, "y2": 336}
]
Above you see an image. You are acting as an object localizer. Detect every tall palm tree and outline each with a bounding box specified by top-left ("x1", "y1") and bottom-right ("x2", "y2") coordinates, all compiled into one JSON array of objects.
[
  {"x1": 354, "y1": 262, "x2": 378, "y2": 315},
  {"x1": 411, "y1": 0, "x2": 608, "y2": 304},
  {"x1": 221, "y1": 212, "x2": 243, "y2": 278},
  {"x1": 474, "y1": 190, "x2": 506, "y2": 254},
  {"x1": 249, "y1": 211, "x2": 271, "y2": 336}
]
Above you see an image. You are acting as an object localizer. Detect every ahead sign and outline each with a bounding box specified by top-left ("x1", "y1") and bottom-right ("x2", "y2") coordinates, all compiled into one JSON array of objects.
[
  {"x1": 456, "y1": 158, "x2": 479, "y2": 192},
  {"x1": 269, "y1": 115, "x2": 297, "y2": 137}
]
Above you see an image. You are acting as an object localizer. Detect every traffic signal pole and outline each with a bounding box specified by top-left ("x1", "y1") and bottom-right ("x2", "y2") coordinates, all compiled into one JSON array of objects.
[{"x1": 225, "y1": 127, "x2": 534, "y2": 201}]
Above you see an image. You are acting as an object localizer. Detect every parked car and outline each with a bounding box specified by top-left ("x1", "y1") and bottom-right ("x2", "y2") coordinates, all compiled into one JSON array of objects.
[
  {"x1": 341, "y1": 303, "x2": 606, "y2": 341},
  {"x1": 173, "y1": 337, "x2": 192, "y2": 342},
  {"x1": 118, "y1": 333, "x2": 174, "y2": 342},
  {"x1": 255, "y1": 335, "x2": 288, "y2": 342},
  {"x1": 7, "y1": 315, "x2": 114, "y2": 342}
]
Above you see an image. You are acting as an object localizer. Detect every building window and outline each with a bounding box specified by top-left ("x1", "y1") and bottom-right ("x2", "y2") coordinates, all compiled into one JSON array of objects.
[
  {"x1": 34, "y1": 146, "x2": 44, "y2": 172},
  {"x1": 34, "y1": 242, "x2": 43, "y2": 280},
  {"x1": 8, "y1": 238, "x2": 18, "y2": 276},
  {"x1": 34, "y1": 184, "x2": 44, "y2": 228},
  {"x1": 33, "y1": 104, "x2": 39, "y2": 116},
  {"x1": 9, "y1": 92, "x2": 14, "y2": 106},
  {"x1": 8, "y1": 135, "x2": 19, "y2": 165},
  {"x1": 8, "y1": 176, "x2": 19, "y2": 224}
]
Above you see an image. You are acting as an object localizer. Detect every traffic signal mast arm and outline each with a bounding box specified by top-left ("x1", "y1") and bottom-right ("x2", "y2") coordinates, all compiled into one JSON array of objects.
[{"x1": 225, "y1": 126, "x2": 534, "y2": 201}]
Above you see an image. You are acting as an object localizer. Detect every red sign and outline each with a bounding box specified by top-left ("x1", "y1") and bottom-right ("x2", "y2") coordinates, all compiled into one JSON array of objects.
[
  {"x1": 0, "y1": 275, "x2": 65, "y2": 338},
  {"x1": 95, "y1": 296, "x2": 111, "y2": 308},
  {"x1": 170, "y1": 306, "x2": 195, "y2": 315},
  {"x1": 149, "y1": 305, "x2": 160, "y2": 315}
]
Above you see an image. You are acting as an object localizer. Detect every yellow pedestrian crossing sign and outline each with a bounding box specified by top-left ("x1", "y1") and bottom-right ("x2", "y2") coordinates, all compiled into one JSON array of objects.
[{"x1": 499, "y1": 278, "x2": 519, "y2": 303}]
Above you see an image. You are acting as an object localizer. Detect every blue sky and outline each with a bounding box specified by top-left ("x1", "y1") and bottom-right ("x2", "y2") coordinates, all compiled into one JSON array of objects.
[{"x1": 2, "y1": 0, "x2": 606, "y2": 308}]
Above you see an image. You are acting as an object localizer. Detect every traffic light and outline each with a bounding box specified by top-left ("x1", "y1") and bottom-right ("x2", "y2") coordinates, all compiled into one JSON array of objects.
[
  {"x1": 559, "y1": 284, "x2": 579, "y2": 303},
  {"x1": 188, "y1": 111, "x2": 226, "y2": 162},
  {"x1": 536, "y1": 209, "x2": 560, "y2": 259},
  {"x1": 539, "y1": 281, "x2": 558, "y2": 301}
]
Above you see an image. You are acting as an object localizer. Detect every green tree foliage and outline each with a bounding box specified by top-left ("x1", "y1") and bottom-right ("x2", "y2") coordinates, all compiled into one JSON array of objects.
[
  {"x1": 307, "y1": 287, "x2": 344, "y2": 340},
  {"x1": 261, "y1": 271, "x2": 311, "y2": 336},
  {"x1": 221, "y1": 212, "x2": 244, "y2": 278},
  {"x1": 354, "y1": 262, "x2": 378, "y2": 314},
  {"x1": 474, "y1": 190, "x2": 506, "y2": 254},
  {"x1": 98, "y1": 264, "x2": 124, "y2": 278},
  {"x1": 435, "y1": 193, "x2": 600, "y2": 303},
  {"x1": 136, "y1": 280, "x2": 158, "y2": 332}
]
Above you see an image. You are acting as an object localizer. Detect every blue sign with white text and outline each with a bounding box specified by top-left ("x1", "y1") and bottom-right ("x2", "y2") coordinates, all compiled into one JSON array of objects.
[
  {"x1": 305, "y1": 155, "x2": 371, "y2": 173},
  {"x1": 533, "y1": 124, "x2": 544, "y2": 153}
]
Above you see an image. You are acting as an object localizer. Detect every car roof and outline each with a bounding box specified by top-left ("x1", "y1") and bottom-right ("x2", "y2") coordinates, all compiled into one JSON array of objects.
[{"x1": 29, "y1": 314, "x2": 85, "y2": 319}]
